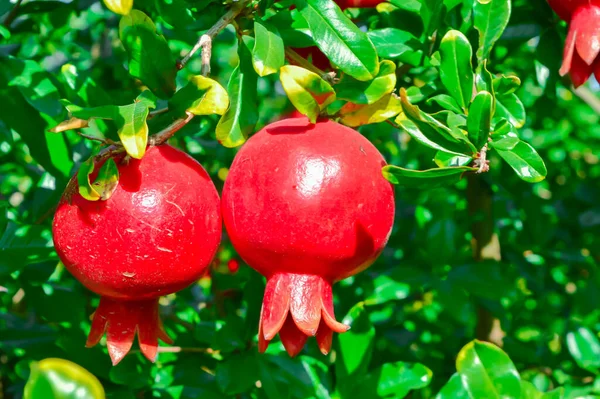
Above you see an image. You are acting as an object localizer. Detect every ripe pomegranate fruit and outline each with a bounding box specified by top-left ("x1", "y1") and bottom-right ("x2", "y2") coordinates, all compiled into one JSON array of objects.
[
  {"x1": 52, "y1": 145, "x2": 221, "y2": 365},
  {"x1": 547, "y1": 0, "x2": 600, "y2": 86},
  {"x1": 222, "y1": 117, "x2": 395, "y2": 356}
]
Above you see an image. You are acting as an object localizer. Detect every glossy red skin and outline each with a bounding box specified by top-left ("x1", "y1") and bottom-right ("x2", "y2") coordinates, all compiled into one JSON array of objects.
[
  {"x1": 337, "y1": 0, "x2": 385, "y2": 9},
  {"x1": 558, "y1": 3, "x2": 600, "y2": 87},
  {"x1": 52, "y1": 145, "x2": 221, "y2": 364},
  {"x1": 222, "y1": 117, "x2": 395, "y2": 356},
  {"x1": 547, "y1": 0, "x2": 600, "y2": 21}
]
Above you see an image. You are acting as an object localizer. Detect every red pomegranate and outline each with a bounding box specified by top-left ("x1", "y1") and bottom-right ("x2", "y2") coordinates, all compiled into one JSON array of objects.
[
  {"x1": 52, "y1": 145, "x2": 221, "y2": 365},
  {"x1": 222, "y1": 117, "x2": 395, "y2": 356},
  {"x1": 547, "y1": 0, "x2": 600, "y2": 86}
]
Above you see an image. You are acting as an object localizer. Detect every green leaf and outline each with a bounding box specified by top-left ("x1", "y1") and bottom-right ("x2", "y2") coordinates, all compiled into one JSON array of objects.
[
  {"x1": 456, "y1": 340, "x2": 521, "y2": 399},
  {"x1": 438, "y1": 30, "x2": 474, "y2": 111},
  {"x1": 119, "y1": 10, "x2": 177, "y2": 99},
  {"x1": 216, "y1": 37, "x2": 259, "y2": 148},
  {"x1": 427, "y1": 94, "x2": 462, "y2": 113},
  {"x1": 495, "y1": 93, "x2": 526, "y2": 128},
  {"x1": 353, "y1": 362, "x2": 433, "y2": 398},
  {"x1": 216, "y1": 352, "x2": 260, "y2": 395},
  {"x1": 473, "y1": 0, "x2": 511, "y2": 63},
  {"x1": 434, "y1": 151, "x2": 473, "y2": 167},
  {"x1": 367, "y1": 28, "x2": 422, "y2": 65},
  {"x1": 114, "y1": 91, "x2": 156, "y2": 159},
  {"x1": 336, "y1": 60, "x2": 397, "y2": 105},
  {"x1": 566, "y1": 328, "x2": 600, "y2": 373},
  {"x1": 382, "y1": 165, "x2": 476, "y2": 188},
  {"x1": 490, "y1": 120, "x2": 519, "y2": 151},
  {"x1": 24, "y1": 358, "x2": 105, "y2": 399},
  {"x1": 339, "y1": 93, "x2": 402, "y2": 127},
  {"x1": 436, "y1": 373, "x2": 469, "y2": 399},
  {"x1": 294, "y1": 0, "x2": 379, "y2": 81},
  {"x1": 336, "y1": 303, "x2": 374, "y2": 382},
  {"x1": 493, "y1": 75, "x2": 521, "y2": 96},
  {"x1": 252, "y1": 19, "x2": 285, "y2": 77},
  {"x1": 364, "y1": 275, "x2": 410, "y2": 305},
  {"x1": 496, "y1": 141, "x2": 547, "y2": 183},
  {"x1": 279, "y1": 65, "x2": 336, "y2": 123},
  {"x1": 398, "y1": 89, "x2": 476, "y2": 155},
  {"x1": 520, "y1": 381, "x2": 565, "y2": 399},
  {"x1": 103, "y1": 0, "x2": 132, "y2": 15},
  {"x1": 76, "y1": 157, "x2": 120, "y2": 202},
  {"x1": 169, "y1": 75, "x2": 229, "y2": 117},
  {"x1": 467, "y1": 91, "x2": 493, "y2": 150}
]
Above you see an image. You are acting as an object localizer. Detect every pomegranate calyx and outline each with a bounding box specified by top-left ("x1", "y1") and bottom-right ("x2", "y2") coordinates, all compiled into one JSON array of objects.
[
  {"x1": 86, "y1": 297, "x2": 172, "y2": 365},
  {"x1": 258, "y1": 273, "x2": 349, "y2": 357}
]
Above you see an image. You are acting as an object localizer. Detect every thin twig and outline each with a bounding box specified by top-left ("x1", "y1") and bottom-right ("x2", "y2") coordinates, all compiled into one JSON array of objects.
[
  {"x1": 3, "y1": 0, "x2": 23, "y2": 29},
  {"x1": 572, "y1": 85, "x2": 600, "y2": 115},
  {"x1": 177, "y1": 0, "x2": 251, "y2": 73},
  {"x1": 147, "y1": 107, "x2": 170, "y2": 119},
  {"x1": 474, "y1": 144, "x2": 490, "y2": 173},
  {"x1": 76, "y1": 131, "x2": 117, "y2": 145},
  {"x1": 284, "y1": 47, "x2": 337, "y2": 84}
]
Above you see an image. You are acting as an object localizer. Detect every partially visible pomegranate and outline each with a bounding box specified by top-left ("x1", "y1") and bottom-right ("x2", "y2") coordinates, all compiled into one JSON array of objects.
[
  {"x1": 336, "y1": 0, "x2": 385, "y2": 9},
  {"x1": 547, "y1": 0, "x2": 600, "y2": 86},
  {"x1": 53, "y1": 145, "x2": 222, "y2": 365},
  {"x1": 222, "y1": 117, "x2": 395, "y2": 356}
]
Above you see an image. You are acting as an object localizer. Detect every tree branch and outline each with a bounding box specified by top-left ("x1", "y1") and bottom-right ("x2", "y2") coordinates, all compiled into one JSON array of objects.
[
  {"x1": 177, "y1": 0, "x2": 251, "y2": 72},
  {"x1": 572, "y1": 85, "x2": 600, "y2": 115},
  {"x1": 3, "y1": 0, "x2": 23, "y2": 29}
]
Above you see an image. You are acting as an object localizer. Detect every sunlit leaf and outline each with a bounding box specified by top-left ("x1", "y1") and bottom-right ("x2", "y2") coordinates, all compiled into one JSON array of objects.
[
  {"x1": 103, "y1": 0, "x2": 132, "y2": 15},
  {"x1": 279, "y1": 65, "x2": 335, "y2": 123},
  {"x1": 253, "y1": 19, "x2": 285, "y2": 77},
  {"x1": 339, "y1": 93, "x2": 402, "y2": 127},
  {"x1": 169, "y1": 75, "x2": 229, "y2": 117}
]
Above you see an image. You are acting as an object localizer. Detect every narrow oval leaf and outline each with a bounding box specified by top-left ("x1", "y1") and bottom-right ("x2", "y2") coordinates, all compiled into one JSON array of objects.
[
  {"x1": 77, "y1": 158, "x2": 101, "y2": 202},
  {"x1": 336, "y1": 303, "x2": 375, "y2": 381},
  {"x1": 92, "y1": 159, "x2": 120, "y2": 201},
  {"x1": 103, "y1": 0, "x2": 132, "y2": 15},
  {"x1": 253, "y1": 19, "x2": 285, "y2": 77},
  {"x1": 456, "y1": 340, "x2": 521, "y2": 399},
  {"x1": 434, "y1": 151, "x2": 473, "y2": 167},
  {"x1": 474, "y1": 0, "x2": 511, "y2": 63},
  {"x1": 336, "y1": 60, "x2": 397, "y2": 105},
  {"x1": 169, "y1": 75, "x2": 229, "y2": 117},
  {"x1": 279, "y1": 65, "x2": 336, "y2": 123},
  {"x1": 439, "y1": 30, "x2": 474, "y2": 111},
  {"x1": 436, "y1": 373, "x2": 469, "y2": 399},
  {"x1": 352, "y1": 362, "x2": 433, "y2": 398},
  {"x1": 49, "y1": 117, "x2": 90, "y2": 133},
  {"x1": 339, "y1": 93, "x2": 402, "y2": 127},
  {"x1": 119, "y1": 10, "x2": 177, "y2": 99},
  {"x1": 566, "y1": 328, "x2": 600, "y2": 373},
  {"x1": 493, "y1": 75, "x2": 521, "y2": 95},
  {"x1": 427, "y1": 94, "x2": 462, "y2": 113},
  {"x1": 367, "y1": 28, "x2": 422, "y2": 65},
  {"x1": 24, "y1": 358, "x2": 105, "y2": 399},
  {"x1": 382, "y1": 165, "x2": 476, "y2": 188},
  {"x1": 114, "y1": 91, "x2": 156, "y2": 159},
  {"x1": 490, "y1": 120, "x2": 519, "y2": 151},
  {"x1": 216, "y1": 38, "x2": 259, "y2": 148},
  {"x1": 467, "y1": 91, "x2": 493, "y2": 150},
  {"x1": 495, "y1": 93, "x2": 526, "y2": 128},
  {"x1": 294, "y1": 0, "x2": 379, "y2": 81}
]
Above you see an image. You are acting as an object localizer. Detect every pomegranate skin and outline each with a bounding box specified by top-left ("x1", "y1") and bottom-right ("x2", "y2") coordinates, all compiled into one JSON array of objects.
[
  {"x1": 52, "y1": 145, "x2": 221, "y2": 364},
  {"x1": 222, "y1": 117, "x2": 395, "y2": 356}
]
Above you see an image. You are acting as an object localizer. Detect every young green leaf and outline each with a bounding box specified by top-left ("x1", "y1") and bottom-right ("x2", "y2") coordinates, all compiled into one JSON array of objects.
[
  {"x1": 495, "y1": 93, "x2": 526, "y2": 128},
  {"x1": 279, "y1": 65, "x2": 336, "y2": 123},
  {"x1": 456, "y1": 340, "x2": 522, "y2": 399},
  {"x1": 336, "y1": 303, "x2": 375, "y2": 382},
  {"x1": 252, "y1": 19, "x2": 285, "y2": 77},
  {"x1": 336, "y1": 60, "x2": 397, "y2": 105},
  {"x1": 103, "y1": 0, "x2": 132, "y2": 15},
  {"x1": 339, "y1": 93, "x2": 402, "y2": 127},
  {"x1": 114, "y1": 91, "x2": 156, "y2": 159},
  {"x1": 169, "y1": 75, "x2": 229, "y2": 117},
  {"x1": 427, "y1": 94, "x2": 462, "y2": 113},
  {"x1": 352, "y1": 362, "x2": 433, "y2": 398},
  {"x1": 435, "y1": 373, "x2": 469, "y2": 399},
  {"x1": 24, "y1": 358, "x2": 105, "y2": 399},
  {"x1": 474, "y1": 0, "x2": 511, "y2": 63},
  {"x1": 382, "y1": 165, "x2": 476, "y2": 188},
  {"x1": 566, "y1": 328, "x2": 600, "y2": 374},
  {"x1": 497, "y1": 141, "x2": 546, "y2": 183},
  {"x1": 119, "y1": 10, "x2": 177, "y2": 99},
  {"x1": 294, "y1": 0, "x2": 379, "y2": 81},
  {"x1": 494, "y1": 75, "x2": 521, "y2": 96},
  {"x1": 490, "y1": 120, "x2": 519, "y2": 151},
  {"x1": 434, "y1": 151, "x2": 473, "y2": 168},
  {"x1": 367, "y1": 28, "x2": 422, "y2": 65},
  {"x1": 216, "y1": 38, "x2": 259, "y2": 148},
  {"x1": 467, "y1": 91, "x2": 493, "y2": 150},
  {"x1": 439, "y1": 30, "x2": 474, "y2": 111}
]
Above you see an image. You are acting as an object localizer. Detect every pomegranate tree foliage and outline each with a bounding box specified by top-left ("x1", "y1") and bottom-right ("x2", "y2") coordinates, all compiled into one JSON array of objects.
[{"x1": 1, "y1": 0, "x2": 600, "y2": 397}]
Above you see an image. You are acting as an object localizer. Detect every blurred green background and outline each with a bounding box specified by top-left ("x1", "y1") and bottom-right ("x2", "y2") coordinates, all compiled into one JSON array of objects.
[{"x1": 1, "y1": 0, "x2": 600, "y2": 398}]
